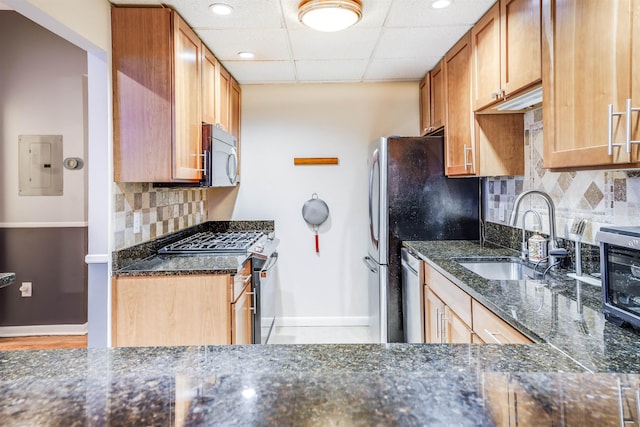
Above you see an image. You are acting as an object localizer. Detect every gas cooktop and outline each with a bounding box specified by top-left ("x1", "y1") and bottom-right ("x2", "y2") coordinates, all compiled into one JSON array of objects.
[{"x1": 158, "y1": 231, "x2": 264, "y2": 255}]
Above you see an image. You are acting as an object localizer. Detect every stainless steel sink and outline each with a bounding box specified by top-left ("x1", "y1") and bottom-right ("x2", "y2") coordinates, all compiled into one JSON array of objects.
[{"x1": 455, "y1": 257, "x2": 536, "y2": 281}]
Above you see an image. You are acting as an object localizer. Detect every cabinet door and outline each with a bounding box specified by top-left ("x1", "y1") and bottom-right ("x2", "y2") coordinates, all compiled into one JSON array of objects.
[
  {"x1": 173, "y1": 14, "x2": 202, "y2": 180},
  {"x1": 419, "y1": 73, "x2": 432, "y2": 135},
  {"x1": 231, "y1": 282, "x2": 252, "y2": 345},
  {"x1": 444, "y1": 305, "x2": 473, "y2": 344},
  {"x1": 230, "y1": 78, "x2": 241, "y2": 142},
  {"x1": 112, "y1": 275, "x2": 231, "y2": 347},
  {"x1": 444, "y1": 31, "x2": 475, "y2": 176},
  {"x1": 472, "y1": 300, "x2": 532, "y2": 344},
  {"x1": 424, "y1": 287, "x2": 446, "y2": 343},
  {"x1": 632, "y1": 0, "x2": 640, "y2": 162},
  {"x1": 217, "y1": 65, "x2": 231, "y2": 132},
  {"x1": 472, "y1": 3, "x2": 501, "y2": 110},
  {"x1": 430, "y1": 60, "x2": 445, "y2": 129},
  {"x1": 202, "y1": 48, "x2": 217, "y2": 125},
  {"x1": 542, "y1": 0, "x2": 633, "y2": 168},
  {"x1": 500, "y1": 0, "x2": 541, "y2": 97}
]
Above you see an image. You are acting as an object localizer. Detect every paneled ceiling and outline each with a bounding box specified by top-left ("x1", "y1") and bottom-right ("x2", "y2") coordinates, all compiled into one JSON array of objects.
[{"x1": 115, "y1": 0, "x2": 494, "y2": 84}]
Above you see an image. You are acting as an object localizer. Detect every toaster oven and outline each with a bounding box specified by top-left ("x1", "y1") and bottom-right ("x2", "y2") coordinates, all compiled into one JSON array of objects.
[{"x1": 596, "y1": 226, "x2": 640, "y2": 329}]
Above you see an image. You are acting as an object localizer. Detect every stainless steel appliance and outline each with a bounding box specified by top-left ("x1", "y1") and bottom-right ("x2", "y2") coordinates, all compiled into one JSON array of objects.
[
  {"x1": 401, "y1": 248, "x2": 424, "y2": 343},
  {"x1": 366, "y1": 136, "x2": 480, "y2": 343},
  {"x1": 155, "y1": 124, "x2": 239, "y2": 188},
  {"x1": 158, "y1": 230, "x2": 279, "y2": 343},
  {"x1": 596, "y1": 226, "x2": 640, "y2": 329}
]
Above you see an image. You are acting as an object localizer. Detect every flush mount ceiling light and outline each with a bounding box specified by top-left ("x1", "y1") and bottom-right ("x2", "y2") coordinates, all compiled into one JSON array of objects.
[
  {"x1": 298, "y1": 0, "x2": 362, "y2": 32},
  {"x1": 209, "y1": 3, "x2": 233, "y2": 15},
  {"x1": 431, "y1": 0, "x2": 453, "y2": 9},
  {"x1": 238, "y1": 51, "x2": 255, "y2": 59}
]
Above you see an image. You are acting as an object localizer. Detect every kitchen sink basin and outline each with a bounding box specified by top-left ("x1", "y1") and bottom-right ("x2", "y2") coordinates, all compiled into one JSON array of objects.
[{"x1": 454, "y1": 257, "x2": 537, "y2": 281}]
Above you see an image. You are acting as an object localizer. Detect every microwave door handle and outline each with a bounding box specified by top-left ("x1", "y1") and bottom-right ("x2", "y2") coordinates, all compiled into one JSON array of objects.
[
  {"x1": 202, "y1": 149, "x2": 209, "y2": 178},
  {"x1": 227, "y1": 148, "x2": 238, "y2": 184}
]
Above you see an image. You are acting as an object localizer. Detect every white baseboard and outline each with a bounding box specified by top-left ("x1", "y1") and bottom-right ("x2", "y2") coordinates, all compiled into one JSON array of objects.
[
  {"x1": 276, "y1": 316, "x2": 369, "y2": 328},
  {"x1": 0, "y1": 323, "x2": 88, "y2": 337}
]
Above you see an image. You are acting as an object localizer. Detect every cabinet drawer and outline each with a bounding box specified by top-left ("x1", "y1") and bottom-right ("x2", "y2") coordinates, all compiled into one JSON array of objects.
[
  {"x1": 472, "y1": 300, "x2": 532, "y2": 344},
  {"x1": 426, "y1": 265, "x2": 472, "y2": 326}
]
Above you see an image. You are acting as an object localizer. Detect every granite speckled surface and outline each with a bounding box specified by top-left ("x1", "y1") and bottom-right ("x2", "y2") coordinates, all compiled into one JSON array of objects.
[
  {"x1": 1, "y1": 344, "x2": 623, "y2": 426},
  {"x1": 113, "y1": 220, "x2": 274, "y2": 276},
  {"x1": 404, "y1": 240, "x2": 640, "y2": 373},
  {"x1": 0, "y1": 272, "x2": 15, "y2": 289}
]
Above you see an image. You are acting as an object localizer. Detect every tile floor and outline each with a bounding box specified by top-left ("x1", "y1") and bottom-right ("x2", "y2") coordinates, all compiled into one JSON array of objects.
[{"x1": 269, "y1": 326, "x2": 374, "y2": 344}]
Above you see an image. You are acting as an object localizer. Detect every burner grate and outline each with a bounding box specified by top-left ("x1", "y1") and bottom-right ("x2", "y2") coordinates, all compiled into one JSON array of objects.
[{"x1": 158, "y1": 231, "x2": 264, "y2": 254}]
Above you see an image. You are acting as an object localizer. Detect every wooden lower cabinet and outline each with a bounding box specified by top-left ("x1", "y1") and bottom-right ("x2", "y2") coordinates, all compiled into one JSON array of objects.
[
  {"x1": 423, "y1": 263, "x2": 532, "y2": 345},
  {"x1": 231, "y1": 279, "x2": 252, "y2": 345},
  {"x1": 112, "y1": 274, "x2": 240, "y2": 347},
  {"x1": 472, "y1": 300, "x2": 532, "y2": 344}
]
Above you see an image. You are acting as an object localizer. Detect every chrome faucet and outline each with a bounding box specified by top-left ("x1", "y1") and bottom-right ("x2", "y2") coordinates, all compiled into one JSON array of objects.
[{"x1": 509, "y1": 190, "x2": 560, "y2": 264}]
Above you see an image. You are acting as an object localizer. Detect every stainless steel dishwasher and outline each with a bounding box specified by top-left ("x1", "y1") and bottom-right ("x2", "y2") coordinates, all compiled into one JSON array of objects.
[{"x1": 401, "y1": 248, "x2": 424, "y2": 343}]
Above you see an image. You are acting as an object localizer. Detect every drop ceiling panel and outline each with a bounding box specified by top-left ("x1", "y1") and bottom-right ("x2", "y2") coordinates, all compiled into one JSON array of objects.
[
  {"x1": 289, "y1": 28, "x2": 381, "y2": 60},
  {"x1": 385, "y1": 0, "x2": 495, "y2": 27},
  {"x1": 198, "y1": 29, "x2": 291, "y2": 61},
  {"x1": 295, "y1": 60, "x2": 369, "y2": 82},
  {"x1": 224, "y1": 60, "x2": 296, "y2": 84},
  {"x1": 374, "y1": 27, "x2": 471, "y2": 60},
  {"x1": 364, "y1": 57, "x2": 441, "y2": 82}
]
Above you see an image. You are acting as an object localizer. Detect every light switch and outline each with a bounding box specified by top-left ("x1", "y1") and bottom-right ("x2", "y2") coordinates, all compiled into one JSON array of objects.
[{"x1": 133, "y1": 211, "x2": 141, "y2": 234}]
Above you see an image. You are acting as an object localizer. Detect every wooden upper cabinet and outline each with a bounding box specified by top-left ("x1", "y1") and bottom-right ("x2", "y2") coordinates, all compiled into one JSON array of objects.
[
  {"x1": 419, "y1": 73, "x2": 432, "y2": 135},
  {"x1": 473, "y1": 0, "x2": 541, "y2": 111},
  {"x1": 444, "y1": 31, "x2": 475, "y2": 176},
  {"x1": 230, "y1": 78, "x2": 241, "y2": 142},
  {"x1": 500, "y1": 0, "x2": 541, "y2": 97},
  {"x1": 202, "y1": 48, "x2": 218, "y2": 125},
  {"x1": 472, "y1": 3, "x2": 502, "y2": 110},
  {"x1": 542, "y1": 0, "x2": 638, "y2": 169},
  {"x1": 112, "y1": 7, "x2": 202, "y2": 182},
  {"x1": 173, "y1": 16, "x2": 202, "y2": 181},
  {"x1": 430, "y1": 59, "x2": 445, "y2": 130},
  {"x1": 217, "y1": 65, "x2": 232, "y2": 132}
]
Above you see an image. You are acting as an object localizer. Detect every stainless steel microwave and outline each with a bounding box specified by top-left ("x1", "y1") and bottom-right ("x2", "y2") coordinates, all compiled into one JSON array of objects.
[
  {"x1": 154, "y1": 124, "x2": 239, "y2": 188},
  {"x1": 596, "y1": 226, "x2": 640, "y2": 329}
]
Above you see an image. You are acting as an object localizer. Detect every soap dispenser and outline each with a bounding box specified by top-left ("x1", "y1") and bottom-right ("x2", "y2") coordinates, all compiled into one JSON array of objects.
[{"x1": 528, "y1": 224, "x2": 547, "y2": 262}]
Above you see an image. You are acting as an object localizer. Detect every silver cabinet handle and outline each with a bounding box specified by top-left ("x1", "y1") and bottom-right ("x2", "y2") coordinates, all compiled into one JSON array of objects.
[
  {"x1": 191, "y1": 151, "x2": 208, "y2": 177},
  {"x1": 608, "y1": 103, "x2": 625, "y2": 155},
  {"x1": 246, "y1": 291, "x2": 256, "y2": 315},
  {"x1": 626, "y1": 98, "x2": 640, "y2": 153},
  {"x1": 435, "y1": 307, "x2": 441, "y2": 342},
  {"x1": 484, "y1": 329, "x2": 504, "y2": 344},
  {"x1": 440, "y1": 312, "x2": 448, "y2": 343},
  {"x1": 463, "y1": 144, "x2": 474, "y2": 170}
]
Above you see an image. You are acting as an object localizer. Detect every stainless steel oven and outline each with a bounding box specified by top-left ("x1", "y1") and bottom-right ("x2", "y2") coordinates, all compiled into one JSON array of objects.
[
  {"x1": 596, "y1": 226, "x2": 640, "y2": 329},
  {"x1": 250, "y1": 235, "x2": 279, "y2": 344}
]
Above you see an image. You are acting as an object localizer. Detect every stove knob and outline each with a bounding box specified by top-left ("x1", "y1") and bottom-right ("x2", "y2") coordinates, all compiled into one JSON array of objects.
[
  {"x1": 254, "y1": 243, "x2": 265, "y2": 253},
  {"x1": 268, "y1": 232, "x2": 275, "y2": 240}
]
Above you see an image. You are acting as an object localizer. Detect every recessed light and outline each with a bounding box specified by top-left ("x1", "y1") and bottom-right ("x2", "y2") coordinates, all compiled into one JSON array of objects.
[
  {"x1": 209, "y1": 3, "x2": 233, "y2": 15},
  {"x1": 431, "y1": 0, "x2": 453, "y2": 9},
  {"x1": 238, "y1": 51, "x2": 255, "y2": 59}
]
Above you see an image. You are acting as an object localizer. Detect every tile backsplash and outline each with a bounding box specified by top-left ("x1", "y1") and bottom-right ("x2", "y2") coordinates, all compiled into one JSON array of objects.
[
  {"x1": 113, "y1": 183, "x2": 208, "y2": 250},
  {"x1": 485, "y1": 107, "x2": 640, "y2": 246}
]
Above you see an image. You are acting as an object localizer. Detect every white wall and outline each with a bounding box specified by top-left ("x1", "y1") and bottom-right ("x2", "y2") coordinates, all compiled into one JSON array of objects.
[
  {"x1": 0, "y1": 11, "x2": 87, "y2": 224},
  {"x1": 221, "y1": 83, "x2": 419, "y2": 324}
]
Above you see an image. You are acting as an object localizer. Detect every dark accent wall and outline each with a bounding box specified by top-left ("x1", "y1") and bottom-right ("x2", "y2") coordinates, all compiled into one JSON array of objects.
[{"x1": 0, "y1": 227, "x2": 87, "y2": 326}]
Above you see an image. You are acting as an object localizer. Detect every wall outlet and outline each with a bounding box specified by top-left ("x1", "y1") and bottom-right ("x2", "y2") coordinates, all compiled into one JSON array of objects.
[
  {"x1": 499, "y1": 204, "x2": 506, "y2": 222},
  {"x1": 199, "y1": 200, "x2": 204, "y2": 216},
  {"x1": 133, "y1": 211, "x2": 141, "y2": 234},
  {"x1": 19, "y1": 282, "x2": 32, "y2": 297}
]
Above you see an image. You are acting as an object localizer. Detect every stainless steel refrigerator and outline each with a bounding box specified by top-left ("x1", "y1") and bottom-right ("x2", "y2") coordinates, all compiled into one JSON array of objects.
[{"x1": 363, "y1": 135, "x2": 480, "y2": 343}]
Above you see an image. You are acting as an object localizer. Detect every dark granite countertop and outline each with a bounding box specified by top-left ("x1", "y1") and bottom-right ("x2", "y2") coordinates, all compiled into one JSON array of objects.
[
  {"x1": 404, "y1": 240, "x2": 640, "y2": 373},
  {"x1": 0, "y1": 272, "x2": 15, "y2": 289},
  {"x1": 113, "y1": 220, "x2": 274, "y2": 277},
  {"x1": 5, "y1": 344, "x2": 633, "y2": 426}
]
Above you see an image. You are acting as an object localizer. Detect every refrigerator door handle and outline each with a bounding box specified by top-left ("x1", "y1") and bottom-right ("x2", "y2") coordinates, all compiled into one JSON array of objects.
[
  {"x1": 363, "y1": 256, "x2": 378, "y2": 273},
  {"x1": 369, "y1": 149, "x2": 380, "y2": 251}
]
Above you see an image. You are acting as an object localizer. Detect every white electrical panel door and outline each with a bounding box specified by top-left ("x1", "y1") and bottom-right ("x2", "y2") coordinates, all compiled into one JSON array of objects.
[{"x1": 18, "y1": 135, "x2": 63, "y2": 196}]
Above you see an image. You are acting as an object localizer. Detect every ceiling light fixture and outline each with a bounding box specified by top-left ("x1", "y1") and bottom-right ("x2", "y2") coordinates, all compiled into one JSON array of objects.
[
  {"x1": 209, "y1": 3, "x2": 233, "y2": 15},
  {"x1": 298, "y1": 0, "x2": 362, "y2": 32},
  {"x1": 431, "y1": 0, "x2": 453, "y2": 9},
  {"x1": 238, "y1": 51, "x2": 255, "y2": 59}
]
